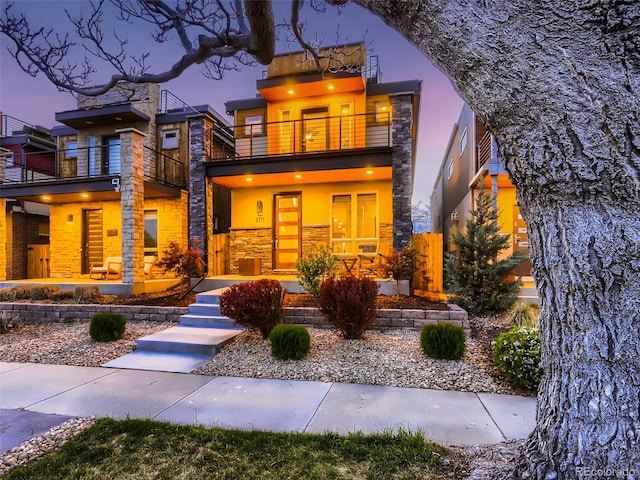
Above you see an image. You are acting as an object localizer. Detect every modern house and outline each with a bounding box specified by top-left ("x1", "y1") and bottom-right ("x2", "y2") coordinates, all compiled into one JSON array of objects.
[
  {"x1": 207, "y1": 43, "x2": 421, "y2": 275},
  {"x1": 0, "y1": 114, "x2": 55, "y2": 279},
  {"x1": 430, "y1": 103, "x2": 535, "y2": 298},
  {"x1": 0, "y1": 85, "x2": 233, "y2": 291},
  {"x1": 1, "y1": 43, "x2": 421, "y2": 293}
]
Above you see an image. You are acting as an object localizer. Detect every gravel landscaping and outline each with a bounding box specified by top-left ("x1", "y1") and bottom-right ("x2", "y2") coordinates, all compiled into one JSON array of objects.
[{"x1": 0, "y1": 300, "x2": 531, "y2": 477}]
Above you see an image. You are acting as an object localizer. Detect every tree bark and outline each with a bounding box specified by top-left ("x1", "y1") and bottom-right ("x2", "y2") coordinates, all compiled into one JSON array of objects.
[{"x1": 353, "y1": 0, "x2": 640, "y2": 477}]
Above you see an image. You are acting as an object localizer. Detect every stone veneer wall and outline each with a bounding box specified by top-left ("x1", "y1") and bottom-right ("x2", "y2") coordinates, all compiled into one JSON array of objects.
[
  {"x1": 229, "y1": 227, "x2": 273, "y2": 273},
  {"x1": 390, "y1": 93, "x2": 415, "y2": 251},
  {"x1": 0, "y1": 303, "x2": 469, "y2": 334},
  {"x1": 301, "y1": 225, "x2": 330, "y2": 255}
]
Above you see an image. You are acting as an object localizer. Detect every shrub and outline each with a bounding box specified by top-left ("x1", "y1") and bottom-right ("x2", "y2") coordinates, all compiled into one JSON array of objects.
[
  {"x1": 0, "y1": 288, "x2": 16, "y2": 302},
  {"x1": 11, "y1": 286, "x2": 33, "y2": 300},
  {"x1": 0, "y1": 311, "x2": 21, "y2": 333},
  {"x1": 296, "y1": 247, "x2": 339, "y2": 297},
  {"x1": 75, "y1": 286, "x2": 101, "y2": 304},
  {"x1": 270, "y1": 324, "x2": 311, "y2": 360},
  {"x1": 89, "y1": 313, "x2": 127, "y2": 342},
  {"x1": 30, "y1": 285, "x2": 61, "y2": 301},
  {"x1": 52, "y1": 290, "x2": 75, "y2": 301},
  {"x1": 318, "y1": 275, "x2": 379, "y2": 339},
  {"x1": 219, "y1": 279, "x2": 285, "y2": 338},
  {"x1": 492, "y1": 326, "x2": 543, "y2": 390},
  {"x1": 420, "y1": 323, "x2": 466, "y2": 360},
  {"x1": 505, "y1": 303, "x2": 538, "y2": 328}
]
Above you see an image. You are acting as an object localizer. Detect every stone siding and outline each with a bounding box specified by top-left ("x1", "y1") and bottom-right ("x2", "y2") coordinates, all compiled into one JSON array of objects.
[
  {"x1": 390, "y1": 93, "x2": 415, "y2": 251},
  {"x1": 229, "y1": 227, "x2": 273, "y2": 273}
]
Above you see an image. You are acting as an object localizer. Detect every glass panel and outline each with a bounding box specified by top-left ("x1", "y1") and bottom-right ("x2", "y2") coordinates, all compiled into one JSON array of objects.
[
  {"x1": 278, "y1": 197, "x2": 297, "y2": 209},
  {"x1": 279, "y1": 110, "x2": 293, "y2": 154},
  {"x1": 279, "y1": 225, "x2": 298, "y2": 235},
  {"x1": 278, "y1": 211, "x2": 298, "y2": 222},
  {"x1": 279, "y1": 252, "x2": 298, "y2": 263},
  {"x1": 332, "y1": 194, "x2": 351, "y2": 240},
  {"x1": 279, "y1": 239, "x2": 298, "y2": 249},
  {"x1": 340, "y1": 103, "x2": 352, "y2": 149},
  {"x1": 107, "y1": 138, "x2": 121, "y2": 174},
  {"x1": 144, "y1": 210, "x2": 158, "y2": 255},
  {"x1": 88, "y1": 137, "x2": 97, "y2": 175},
  {"x1": 302, "y1": 109, "x2": 328, "y2": 152},
  {"x1": 357, "y1": 193, "x2": 376, "y2": 238}
]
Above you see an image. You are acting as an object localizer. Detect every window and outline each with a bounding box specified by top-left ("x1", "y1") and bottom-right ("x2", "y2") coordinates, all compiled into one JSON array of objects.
[
  {"x1": 104, "y1": 137, "x2": 121, "y2": 174},
  {"x1": 459, "y1": 127, "x2": 468, "y2": 153},
  {"x1": 375, "y1": 102, "x2": 391, "y2": 123},
  {"x1": 5, "y1": 152, "x2": 14, "y2": 167},
  {"x1": 447, "y1": 159, "x2": 454, "y2": 180},
  {"x1": 331, "y1": 192, "x2": 377, "y2": 253},
  {"x1": 65, "y1": 141, "x2": 78, "y2": 158},
  {"x1": 88, "y1": 137, "x2": 97, "y2": 175},
  {"x1": 244, "y1": 115, "x2": 263, "y2": 136},
  {"x1": 340, "y1": 102, "x2": 353, "y2": 149},
  {"x1": 162, "y1": 130, "x2": 179, "y2": 149},
  {"x1": 144, "y1": 210, "x2": 158, "y2": 256}
]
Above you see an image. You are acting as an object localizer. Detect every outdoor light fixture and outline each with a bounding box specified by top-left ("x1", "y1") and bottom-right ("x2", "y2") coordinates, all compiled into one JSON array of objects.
[
  {"x1": 288, "y1": 89, "x2": 294, "y2": 95},
  {"x1": 366, "y1": 170, "x2": 374, "y2": 175},
  {"x1": 246, "y1": 177, "x2": 253, "y2": 182}
]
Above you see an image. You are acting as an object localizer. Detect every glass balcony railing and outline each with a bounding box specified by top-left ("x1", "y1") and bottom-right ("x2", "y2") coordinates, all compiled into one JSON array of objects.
[{"x1": 209, "y1": 111, "x2": 392, "y2": 161}]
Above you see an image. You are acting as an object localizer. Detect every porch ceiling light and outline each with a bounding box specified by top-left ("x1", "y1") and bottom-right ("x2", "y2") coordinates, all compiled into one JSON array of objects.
[
  {"x1": 81, "y1": 193, "x2": 89, "y2": 198},
  {"x1": 328, "y1": 84, "x2": 335, "y2": 90},
  {"x1": 41, "y1": 195, "x2": 51, "y2": 201},
  {"x1": 288, "y1": 89, "x2": 294, "y2": 95},
  {"x1": 245, "y1": 177, "x2": 253, "y2": 182},
  {"x1": 366, "y1": 170, "x2": 374, "y2": 175},
  {"x1": 295, "y1": 174, "x2": 302, "y2": 179}
]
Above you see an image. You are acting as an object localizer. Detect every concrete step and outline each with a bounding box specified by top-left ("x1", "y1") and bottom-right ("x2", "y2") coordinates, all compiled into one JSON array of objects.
[
  {"x1": 102, "y1": 351, "x2": 214, "y2": 373},
  {"x1": 185, "y1": 302, "x2": 222, "y2": 316},
  {"x1": 180, "y1": 314, "x2": 240, "y2": 329},
  {"x1": 135, "y1": 326, "x2": 240, "y2": 355},
  {"x1": 195, "y1": 288, "x2": 226, "y2": 304}
]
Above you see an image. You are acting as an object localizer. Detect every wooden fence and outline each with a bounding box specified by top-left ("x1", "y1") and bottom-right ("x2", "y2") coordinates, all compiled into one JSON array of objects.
[{"x1": 411, "y1": 233, "x2": 444, "y2": 293}]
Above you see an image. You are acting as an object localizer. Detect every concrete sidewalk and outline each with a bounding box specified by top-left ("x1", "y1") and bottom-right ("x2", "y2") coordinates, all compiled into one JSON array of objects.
[{"x1": 0, "y1": 362, "x2": 536, "y2": 453}]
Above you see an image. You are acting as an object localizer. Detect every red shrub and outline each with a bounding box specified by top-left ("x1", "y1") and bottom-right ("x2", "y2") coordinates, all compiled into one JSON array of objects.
[
  {"x1": 318, "y1": 275, "x2": 379, "y2": 339},
  {"x1": 219, "y1": 279, "x2": 285, "y2": 338}
]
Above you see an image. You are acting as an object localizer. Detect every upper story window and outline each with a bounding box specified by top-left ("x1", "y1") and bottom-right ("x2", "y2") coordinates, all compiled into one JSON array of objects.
[
  {"x1": 244, "y1": 115, "x2": 264, "y2": 136},
  {"x1": 65, "y1": 141, "x2": 78, "y2": 158},
  {"x1": 459, "y1": 127, "x2": 468, "y2": 154},
  {"x1": 375, "y1": 102, "x2": 391, "y2": 123},
  {"x1": 162, "y1": 129, "x2": 179, "y2": 149},
  {"x1": 5, "y1": 152, "x2": 14, "y2": 167},
  {"x1": 447, "y1": 158, "x2": 454, "y2": 180}
]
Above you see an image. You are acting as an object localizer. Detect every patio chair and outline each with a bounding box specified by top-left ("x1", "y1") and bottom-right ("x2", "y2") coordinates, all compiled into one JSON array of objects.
[
  {"x1": 144, "y1": 256, "x2": 157, "y2": 278},
  {"x1": 89, "y1": 256, "x2": 122, "y2": 280},
  {"x1": 357, "y1": 242, "x2": 391, "y2": 278}
]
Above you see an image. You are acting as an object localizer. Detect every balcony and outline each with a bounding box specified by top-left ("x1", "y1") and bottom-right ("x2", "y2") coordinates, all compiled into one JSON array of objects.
[
  {"x1": 209, "y1": 111, "x2": 391, "y2": 162},
  {"x1": 1, "y1": 144, "x2": 186, "y2": 197}
]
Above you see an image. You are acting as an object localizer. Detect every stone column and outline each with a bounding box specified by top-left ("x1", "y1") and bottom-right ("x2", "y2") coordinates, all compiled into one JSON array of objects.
[
  {"x1": 188, "y1": 115, "x2": 212, "y2": 274},
  {"x1": 0, "y1": 151, "x2": 6, "y2": 280},
  {"x1": 117, "y1": 128, "x2": 146, "y2": 288},
  {"x1": 390, "y1": 93, "x2": 415, "y2": 251}
]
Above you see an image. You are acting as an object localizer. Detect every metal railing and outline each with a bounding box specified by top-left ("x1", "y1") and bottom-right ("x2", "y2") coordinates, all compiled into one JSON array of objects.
[
  {"x1": 142, "y1": 145, "x2": 186, "y2": 188},
  {"x1": 2, "y1": 144, "x2": 186, "y2": 189},
  {"x1": 209, "y1": 111, "x2": 391, "y2": 161},
  {"x1": 159, "y1": 90, "x2": 199, "y2": 115}
]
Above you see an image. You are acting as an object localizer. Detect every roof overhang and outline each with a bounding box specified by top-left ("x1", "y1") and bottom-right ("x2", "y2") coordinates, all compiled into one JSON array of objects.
[
  {"x1": 257, "y1": 71, "x2": 365, "y2": 101},
  {"x1": 55, "y1": 103, "x2": 150, "y2": 129}
]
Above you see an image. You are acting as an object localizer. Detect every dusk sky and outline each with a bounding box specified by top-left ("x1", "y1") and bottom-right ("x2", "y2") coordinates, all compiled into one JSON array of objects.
[{"x1": 0, "y1": 0, "x2": 464, "y2": 205}]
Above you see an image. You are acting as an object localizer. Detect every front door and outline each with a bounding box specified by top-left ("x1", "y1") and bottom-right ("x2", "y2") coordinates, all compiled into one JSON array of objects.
[
  {"x1": 301, "y1": 107, "x2": 328, "y2": 152},
  {"x1": 273, "y1": 193, "x2": 301, "y2": 270},
  {"x1": 82, "y1": 209, "x2": 103, "y2": 274}
]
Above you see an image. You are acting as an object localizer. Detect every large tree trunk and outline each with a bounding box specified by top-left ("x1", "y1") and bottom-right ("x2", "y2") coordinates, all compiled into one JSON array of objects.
[{"x1": 354, "y1": 0, "x2": 640, "y2": 477}]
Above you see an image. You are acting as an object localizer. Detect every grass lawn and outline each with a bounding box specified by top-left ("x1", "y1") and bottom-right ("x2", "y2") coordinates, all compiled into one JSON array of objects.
[{"x1": 4, "y1": 418, "x2": 467, "y2": 479}]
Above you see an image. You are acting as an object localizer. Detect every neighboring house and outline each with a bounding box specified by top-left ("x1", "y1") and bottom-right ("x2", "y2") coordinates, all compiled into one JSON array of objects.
[
  {"x1": 0, "y1": 85, "x2": 234, "y2": 288},
  {"x1": 0, "y1": 114, "x2": 55, "y2": 279},
  {"x1": 431, "y1": 103, "x2": 533, "y2": 279},
  {"x1": 208, "y1": 43, "x2": 421, "y2": 274}
]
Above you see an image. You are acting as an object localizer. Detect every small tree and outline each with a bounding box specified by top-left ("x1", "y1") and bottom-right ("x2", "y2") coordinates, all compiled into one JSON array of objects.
[
  {"x1": 157, "y1": 241, "x2": 204, "y2": 295},
  {"x1": 445, "y1": 189, "x2": 524, "y2": 315},
  {"x1": 296, "y1": 246, "x2": 339, "y2": 297}
]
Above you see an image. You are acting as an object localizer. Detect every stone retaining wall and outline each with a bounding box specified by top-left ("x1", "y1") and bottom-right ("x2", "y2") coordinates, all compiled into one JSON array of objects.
[{"x1": 1, "y1": 303, "x2": 469, "y2": 332}]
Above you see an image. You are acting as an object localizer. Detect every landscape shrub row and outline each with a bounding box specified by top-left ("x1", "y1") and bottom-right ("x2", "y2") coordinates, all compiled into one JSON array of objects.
[{"x1": 0, "y1": 285, "x2": 101, "y2": 303}]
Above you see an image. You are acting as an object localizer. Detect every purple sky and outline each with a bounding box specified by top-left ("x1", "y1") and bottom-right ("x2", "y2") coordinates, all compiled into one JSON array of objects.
[{"x1": 0, "y1": 0, "x2": 463, "y2": 205}]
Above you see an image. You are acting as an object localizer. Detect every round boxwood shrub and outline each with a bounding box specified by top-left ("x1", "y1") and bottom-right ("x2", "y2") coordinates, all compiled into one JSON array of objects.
[
  {"x1": 89, "y1": 313, "x2": 126, "y2": 342},
  {"x1": 492, "y1": 326, "x2": 542, "y2": 390},
  {"x1": 270, "y1": 324, "x2": 311, "y2": 360},
  {"x1": 420, "y1": 323, "x2": 466, "y2": 360}
]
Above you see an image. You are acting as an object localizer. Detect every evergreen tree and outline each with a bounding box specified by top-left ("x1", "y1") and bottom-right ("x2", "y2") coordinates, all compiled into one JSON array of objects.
[{"x1": 445, "y1": 189, "x2": 525, "y2": 315}]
